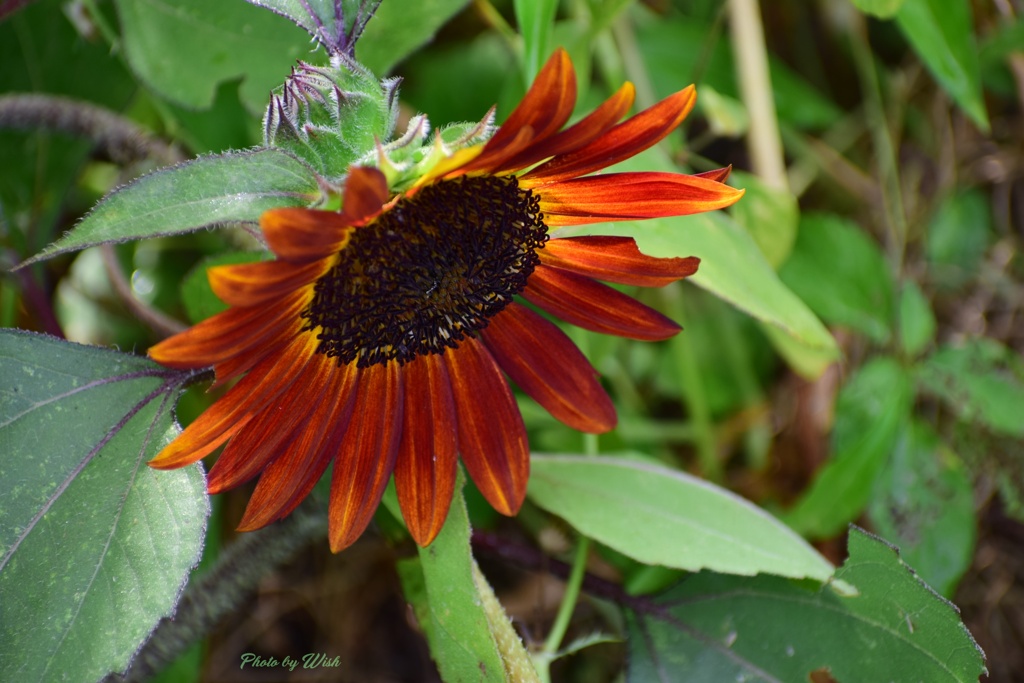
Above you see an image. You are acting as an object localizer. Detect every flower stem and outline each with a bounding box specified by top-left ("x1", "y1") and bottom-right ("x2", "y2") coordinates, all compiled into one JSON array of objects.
[{"x1": 534, "y1": 535, "x2": 592, "y2": 683}]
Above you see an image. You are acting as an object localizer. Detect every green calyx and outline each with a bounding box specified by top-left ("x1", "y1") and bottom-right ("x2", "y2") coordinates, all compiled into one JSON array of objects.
[
  {"x1": 368, "y1": 113, "x2": 495, "y2": 193},
  {"x1": 262, "y1": 55, "x2": 399, "y2": 182},
  {"x1": 262, "y1": 55, "x2": 496, "y2": 197}
]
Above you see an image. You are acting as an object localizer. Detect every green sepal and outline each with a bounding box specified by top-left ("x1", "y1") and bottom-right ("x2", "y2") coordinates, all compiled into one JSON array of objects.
[{"x1": 263, "y1": 56, "x2": 400, "y2": 181}]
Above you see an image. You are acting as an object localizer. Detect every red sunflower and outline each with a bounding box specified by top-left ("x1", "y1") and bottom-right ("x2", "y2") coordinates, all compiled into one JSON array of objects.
[{"x1": 148, "y1": 49, "x2": 743, "y2": 550}]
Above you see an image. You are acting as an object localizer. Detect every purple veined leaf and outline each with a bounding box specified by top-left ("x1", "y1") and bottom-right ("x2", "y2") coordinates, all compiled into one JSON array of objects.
[
  {"x1": 20, "y1": 148, "x2": 325, "y2": 267},
  {"x1": 245, "y1": 0, "x2": 382, "y2": 56},
  {"x1": 626, "y1": 528, "x2": 986, "y2": 682},
  {"x1": 0, "y1": 329, "x2": 209, "y2": 681}
]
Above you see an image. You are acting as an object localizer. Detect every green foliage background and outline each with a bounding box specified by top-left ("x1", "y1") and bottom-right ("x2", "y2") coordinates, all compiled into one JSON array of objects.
[{"x1": 2, "y1": 0, "x2": 1021, "y2": 680}]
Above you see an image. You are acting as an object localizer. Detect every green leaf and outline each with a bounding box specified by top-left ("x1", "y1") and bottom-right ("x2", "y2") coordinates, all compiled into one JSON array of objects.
[
  {"x1": 895, "y1": 0, "x2": 989, "y2": 131},
  {"x1": 566, "y1": 151, "x2": 837, "y2": 358},
  {"x1": 898, "y1": 279, "x2": 936, "y2": 358},
  {"x1": 627, "y1": 527, "x2": 986, "y2": 682},
  {"x1": 24, "y1": 148, "x2": 322, "y2": 266},
  {"x1": 514, "y1": 0, "x2": 559, "y2": 84},
  {"x1": 181, "y1": 251, "x2": 270, "y2": 324},
  {"x1": 114, "y1": 0, "x2": 316, "y2": 112},
  {"x1": 784, "y1": 357, "x2": 914, "y2": 539},
  {"x1": 780, "y1": 212, "x2": 896, "y2": 344},
  {"x1": 851, "y1": 0, "x2": 906, "y2": 18},
  {"x1": 729, "y1": 171, "x2": 799, "y2": 268},
  {"x1": 528, "y1": 454, "x2": 833, "y2": 581},
  {"x1": 918, "y1": 339, "x2": 1024, "y2": 438},
  {"x1": 868, "y1": 421, "x2": 976, "y2": 597},
  {"x1": 390, "y1": 474, "x2": 511, "y2": 683},
  {"x1": 0, "y1": 330, "x2": 208, "y2": 682},
  {"x1": 357, "y1": 0, "x2": 473, "y2": 75}
]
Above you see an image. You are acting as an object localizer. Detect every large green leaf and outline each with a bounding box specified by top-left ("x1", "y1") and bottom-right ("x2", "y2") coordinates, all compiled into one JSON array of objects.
[
  {"x1": 23, "y1": 148, "x2": 322, "y2": 266},
  {"x1": 357, "y1": 0, "x2": 473, "y2": 75},
  {"x1": 0, "y1": 330, "x2": 208, "y2": 682},
  {"x1": 783, "y1": 357, "x2": 914, "y2": 539},
  {"x1": 868, "y1": 421, "x2": 976, "y2": 597},
  {"x1": 528, "y1": 455, "x2": 833, "y2": 581},
  {"x1": 113, "y1": 0, "x2": 316, "y2": 112},
  {"x1": 779, "y1": 212, "x2": 895, "y2": 344},
  {"x1": 895, "y1": 0, "x2": 989, "y2": 131},
  {"x1": 390, "y1": 474, "x2": 516, "y2": 683},
  {"x1": 627, "y1": 527, "x2": 986, "y2": 682}
]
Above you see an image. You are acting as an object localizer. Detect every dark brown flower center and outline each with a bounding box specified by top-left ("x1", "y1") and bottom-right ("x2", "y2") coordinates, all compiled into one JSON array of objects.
[{"x1": 303, "y1": 174, "x2": 547, "y2": 367}]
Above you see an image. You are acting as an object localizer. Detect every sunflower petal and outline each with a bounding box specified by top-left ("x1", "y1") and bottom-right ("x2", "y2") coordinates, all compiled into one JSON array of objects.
[
  {"x1": 148, "y1": 333, "x2": 318, "y2": 469},
  {"x1": 211, "y1": 330, "x2": 297, "y2": 387},
  {"x1": 236, "y1": 361, "x2": 359, "y2": 531},
  {"x1": 540, "y1": 236, "x2": 699, "y2": 286},
  {"x1": 482, "y1": 303, "x2": 616, "y2": 433},
  {"x1": 342, "y1": 166, "x2": 390, "y2": 223},
  {"x1": 209, "y1": 258, "x2": 330, "y2": 307},
  {"x1": 444, "y1": 337, "x2": 528, "y2": 516},
  {"x1": 523, "y1": 265, "x2": 681, "y2": 341},
  {"x1": 261, "y1": 208, "x2": 355, "y2": 262},
  {"x1": 459, "y1": 48, "x2": 576, "y2": 174},
  {"x1": 494, "y1": 82, "x2": 636, "y2": 173},
  {"x1": 148, "y1": 289, "x2": 309, "y2": 371},
  {"x1": 328, "y1": 361, "x2": 405, "y2": 552},
  {"x1": 394, "y1": 354, "x2": 458, "y2": 546},
  {"x1": 207, "y1": 352, "x2": 340, "y2": 494},
  {"x1": 537, "y1": 172, "x2": 744, "y2": 225},
  {"x1": 522, "y1": 86, "x2": 697, "y2": 186},
  {"x1": 696, "y1": 165, "x2": 733, "y2": 183}
]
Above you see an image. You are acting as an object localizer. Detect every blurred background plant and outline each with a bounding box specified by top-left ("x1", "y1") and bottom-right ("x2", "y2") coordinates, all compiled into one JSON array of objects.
[{"x1": 1, "y1": 0, "x2": 1021, "y2": 680}]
